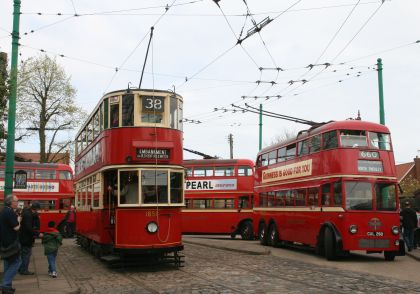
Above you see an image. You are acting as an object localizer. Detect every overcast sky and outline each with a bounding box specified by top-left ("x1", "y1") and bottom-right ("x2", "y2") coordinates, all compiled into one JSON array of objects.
[{"x1": 1, "y1": 0, "x2": 419, "y2": 164}]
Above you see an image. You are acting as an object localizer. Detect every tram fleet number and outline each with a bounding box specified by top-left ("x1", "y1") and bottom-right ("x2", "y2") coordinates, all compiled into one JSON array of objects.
[{"x1": 145, "y1": 210, "x2": 158, "y2": 217}]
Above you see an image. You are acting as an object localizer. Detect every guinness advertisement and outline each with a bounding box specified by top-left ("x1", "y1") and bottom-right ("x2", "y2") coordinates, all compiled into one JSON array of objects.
[{"x1": 136, "y1": 148, "x2": 170, "y2": 159}]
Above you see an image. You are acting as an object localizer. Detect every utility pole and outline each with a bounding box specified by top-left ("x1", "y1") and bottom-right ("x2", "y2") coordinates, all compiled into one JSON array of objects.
[
  {"x1": 377, "y1": 58, "x2": 385, "y2": 125},
  {"x1": 259, "y1": 104, "x2": 262, "y2": 150},
  {"x1": 4, "y1": 0, "x2": 22, "y2": 199},
  {"x1": 228, "y1": 133, "x2": 233, "y2": 159}
]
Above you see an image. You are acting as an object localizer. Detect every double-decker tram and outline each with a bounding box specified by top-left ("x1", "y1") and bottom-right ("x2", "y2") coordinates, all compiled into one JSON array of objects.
[
  {"x1": 182, "y1": 159, "x2": 255, "y2": 240},
  {"x1": 74, "y1": 88, "x2": 184, "y2": 266},
  {"x1": 254, "y1": 120, "x2": 404, "y2": 261},
  {"x1": 0, "y1": 162, "x2": 74, "y2": 233}
]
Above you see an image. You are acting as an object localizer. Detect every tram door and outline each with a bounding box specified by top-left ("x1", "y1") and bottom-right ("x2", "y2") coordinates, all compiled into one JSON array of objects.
[{"x1": 103, "y1": 170, "x2": 117, "y2": 241}]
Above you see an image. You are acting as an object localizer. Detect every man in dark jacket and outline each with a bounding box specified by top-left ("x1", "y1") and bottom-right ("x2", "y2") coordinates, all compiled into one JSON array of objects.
[
  {"x1": 400, "y1": 201, "x2": 418, "y2": 251},
  {"x1": 18, "y1": 202, "x2": 41, "y2": 275}
]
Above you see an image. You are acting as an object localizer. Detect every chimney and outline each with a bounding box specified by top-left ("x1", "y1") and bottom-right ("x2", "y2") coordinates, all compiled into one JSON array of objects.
[{"x1": 414, "y1": 157, "x2": 420, "y2": 181}]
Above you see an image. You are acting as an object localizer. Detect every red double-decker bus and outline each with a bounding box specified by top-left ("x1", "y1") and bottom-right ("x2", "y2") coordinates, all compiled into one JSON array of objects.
[
  {"x1": 74, "y1": 88, "x2": 184, "y2": 265},
  {"x1": 182, "y1": 159, "x2": 255, "y2": 240},
  {"x1": 254, "y1": 120, "x2": 404, "y2": 261},
  {"x1": 0, "y1": 162, "x2": 74, "y2": 233}
]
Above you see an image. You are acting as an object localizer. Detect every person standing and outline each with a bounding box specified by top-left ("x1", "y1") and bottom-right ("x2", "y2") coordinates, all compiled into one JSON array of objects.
[
  {"x1": 18, "y1": 202, "x2": 41, "y2": 275},
  {"x1": 400, "y1": 201, "x2": 418, "y2": 252},
  {"x1": 0, "y1": 194, "x2": 22, "y2": 294},
  {"x1": 42, "y1": 221, "x2": 62, "y2": 278},
  {"x1": 63, "y1": 205, "x2": 76, "y2": 237}
]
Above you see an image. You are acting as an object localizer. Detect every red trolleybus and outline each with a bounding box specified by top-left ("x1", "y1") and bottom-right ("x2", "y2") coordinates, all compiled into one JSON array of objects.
[
  {"x1": 254, "y1": 120, "x2": 404, "y2": 261},
  {"x1": 0, "y1": 162, "x2": 74, "y2": 233},
  {"x1": 74, "y1": 88, "x2": 184, "y2": 265},
  {"x1": 182, "y1": 159, "x2": 255, "y2": 240}
]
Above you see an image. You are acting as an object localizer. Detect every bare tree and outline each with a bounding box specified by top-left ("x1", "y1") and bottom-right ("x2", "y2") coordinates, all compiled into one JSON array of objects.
[
  {"x1": 268, "y1": 128, "x2": 297, "y2": 146},
  {"x1": 17, "y1": 55, "x2": 86, "y2": 163}
]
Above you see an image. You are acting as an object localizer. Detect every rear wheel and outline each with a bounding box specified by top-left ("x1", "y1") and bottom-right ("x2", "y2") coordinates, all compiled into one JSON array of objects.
[
  {"x1": 324, "y1": 228, "x2": 337, "y2": 261},
  {"x1": 259, "y1": 222, "x2": 268, "y2": 245},
  {"x1": 384, "y1": 251, "x2": 396, "y2": 261},
  {"x1": 240, "y1": 221, "x2": 253, "y2": 240},
  {"x1": 268, "y1": 224, "x2": 280, "y2": 247}
]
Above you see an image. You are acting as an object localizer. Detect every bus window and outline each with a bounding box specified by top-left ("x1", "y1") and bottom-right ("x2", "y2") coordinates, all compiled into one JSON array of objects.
[
  {"x1": 259, "y1": 192, "x2": 267, "y2": 207},
  {"x1": 322, "y1": 131, "x2": 338, "y2": 150},
  {"x1": 298, "y1": 140, "x2": 310, "y2": 156},
  {"x1": 275, "y1": 191, "x2": 285, "y2": 207},
  {"x1": 311, "y1": 134, "x2": 321, "y2": 153},
  {"x1": 333, "y1": 181, "x2": 342, "y2": 206},
  {"x1": 193, "y1": 167, "x2": 213, "y2": 177},
  {"x1": 369, "y1": 132, "x2": 391, "y2": 150},
  {"x1": 285, "y1": 144, "x2": 296, "y2": 160},
  {"x1": 375, "y1": 183, "x2": 397, "y2": 211},
  {"x1": 267, "y1": 191, "x2": 275, "y2": 207},
  {"x1": 193, "y1": 199, "x2": 212, "y2": 209},
  {"x1": 285, "y1": 190, "x2": 294, "y2": 206},
  {"x1": 268, "y1": 150, "x2": 277, "y2": 165},
  {"x1": 321, "y1": 184, "x2": 331, "y2": 206},
  {"x1": 296, "y1": 189, "x2": 305, "y2": 206},
  {"x1": 214, "y1": 199, "x2": 234, "y2": 209},
  {"x1": 340, "y1": 130, "x2": 368, "y2": 148},
  {"x1": 14, "y1": 169, "x2": 34, "y2": 179},
  {"x1": 345, "y1": 181, "x2": 373, "y2": 210},
  {"x1": 122, "y1": 94, "x2": 134, "y2": 126},
  {"x1": 307, "y1": 187, "x2": 319, "y2": 206},
  {"x1": 59, "y1": 171, "x2": 72, "y2": 180},
  {"x1": 110, "y1": 104, "x2": 119, "y2": 128},
  {"x1": 170, "y1": 172, "x2": 183, "y2": 204},
  {"x1": 186, "y1": 168, "x2": 192, "y2": 177},
  {"x1": 215, "y1": 166, "x2": 234, "y2": 176},
  {"x1": 238, "y1": 166, "x2": 253, "y2": 176},
  {"x1": 277, "y1": 147, "x2": 286, "y2": 162},
  {"x1": 36, "y1": 170, "x2": 56, "y2": 179},
  {"x1": 141, "y1": 170, "x2": 168, "y2": 204},
  {"x1": 238, "y1": 196, "x2": 250, "y2": 209}
]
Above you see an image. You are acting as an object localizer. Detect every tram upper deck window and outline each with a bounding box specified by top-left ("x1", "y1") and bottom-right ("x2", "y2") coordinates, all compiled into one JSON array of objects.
[
  {"x1": 142, "y1": 170, "x2": 168, "y2": 204},
  {"x1": 238, "y1": 166, "x2": 253, "y2": 176},
  {"x1": 122, "y1": 94, "x2": 134, "y2": 126},
  {"x1": 369, "y1": 132, "x2": 391, "y2": 150},
  {"x1": 345, "y1": 181, "x2": 373, "y2": 210},
  {"x1": 110, "y1": 103, "x2": 119, "y2": 128},
  {"x1": 170, "y1": 94, "x2": 183, "y2": 131},
  {"x1": 93, "y1": 111, "x2": 100, "y2": 138},
  {"x1": 141, "y1": 96, "x2": 164, "y2": 124},
  {"x1": 340, "y1": 130, "x2": 368, "y2": 148},
  {"x1": 322, "y1": 130, "x2": 338, "y2": 150}
]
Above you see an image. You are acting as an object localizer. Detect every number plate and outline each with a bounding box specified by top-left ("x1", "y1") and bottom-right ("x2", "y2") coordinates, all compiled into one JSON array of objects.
[{"x1": 367, "y1": 231, "x2": 384, "y2": 237}]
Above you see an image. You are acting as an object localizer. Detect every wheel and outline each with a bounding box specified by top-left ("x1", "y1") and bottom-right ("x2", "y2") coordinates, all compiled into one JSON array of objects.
[
  {"x1": 268, "y1": 224, "x2": 280, "y2": 247},
  {"x1": 240, "y1": 221, "x2": 253, "y2": 240},
  {"x1": 259, "y1": 222, "x2": 268, "y2": 245},
  {"x1": 324, "y1": 228, "x2": 337, "y2": 261},
  {"x1": 384, "y1": 251, "x2": 396, "y2": 261}
]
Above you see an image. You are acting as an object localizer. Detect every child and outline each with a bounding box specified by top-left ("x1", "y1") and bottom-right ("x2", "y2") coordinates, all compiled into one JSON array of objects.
[{"x1": 41, "y1": 221, "x2": 63, "y2": 278}]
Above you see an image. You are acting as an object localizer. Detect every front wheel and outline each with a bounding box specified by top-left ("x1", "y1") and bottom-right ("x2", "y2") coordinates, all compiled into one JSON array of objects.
[
  {"x1": 324, "y1": 228, "x2": 337, "y2": 261},
  {"x1": 240, "y1": 221, "x2": 253, "y2": 240},
  {"x1": 384, "y1": 251, "x2": 396, "y2": 261}
]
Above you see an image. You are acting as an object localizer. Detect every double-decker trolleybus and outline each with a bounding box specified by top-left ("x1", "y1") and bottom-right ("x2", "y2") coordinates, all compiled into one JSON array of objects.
[
  {"x1": 254, "y1": 120, "x2": 404, "y2": 261},
  {"x1": 182, "y1": 159, "x2": 255, "y2": 240},
  {"x1": 74, "y1": 88, "x2": 184, "y2": 265},
  {"x1": 0, "y1": 162, "x2": 74, "y2": 233}
]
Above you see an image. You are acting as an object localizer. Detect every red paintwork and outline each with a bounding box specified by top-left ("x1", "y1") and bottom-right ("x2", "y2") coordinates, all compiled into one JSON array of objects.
[
  {"x1": 254, "y1": 120, "x2": 400, "y2": 252},
  {"x1": 182, "y1": 159, "x2": 256, "y2": 236}
]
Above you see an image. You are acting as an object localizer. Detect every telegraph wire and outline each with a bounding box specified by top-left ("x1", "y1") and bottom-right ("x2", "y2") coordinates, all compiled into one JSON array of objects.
[{"x1": 69, "y1": 0, "x2": 78, "y2": 15}]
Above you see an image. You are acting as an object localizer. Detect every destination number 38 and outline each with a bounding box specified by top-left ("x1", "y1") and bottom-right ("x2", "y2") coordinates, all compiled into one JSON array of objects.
[{"x1": 142, "y1": 96, "x2": 164, "y2": 112}]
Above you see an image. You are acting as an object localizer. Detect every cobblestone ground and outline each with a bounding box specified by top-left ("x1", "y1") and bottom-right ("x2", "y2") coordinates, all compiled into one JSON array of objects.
[{"x1": 58, "y1": 240, "x2": 420, "y2": 294}]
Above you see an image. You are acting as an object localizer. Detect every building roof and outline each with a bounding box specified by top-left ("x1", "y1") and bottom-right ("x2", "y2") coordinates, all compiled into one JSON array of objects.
[{"x1": 396, "y1": 162, "x2": 415, "y2": 182}]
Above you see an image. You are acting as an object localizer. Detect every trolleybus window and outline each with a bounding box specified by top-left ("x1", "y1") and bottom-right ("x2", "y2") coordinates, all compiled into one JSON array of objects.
[
  {"x1": 321, "y1": 184, "x2": 331, "y2": 206},
  {"x1": 170, "y1": 172, "x2": 183, "y2": 204},
  {"x1": 141, "y1": 170, "x2": 168, "y2": 204},
  {"x1": 277, "y1": 147, "x2": 286, "y2": 162},
  {"x1": 375, "y1": 183, "x2": 397, "y2": 211},
  {"x1": 268, "y1": 150, "x2": 277, "y2": 165},
  {"x1": 298, "y1": 139, "x2": 310, "y2": 156},
  {"x1": 215, "y1": 166, "x2": 234, "y2": 176},
  {"x1": 285, "y1": 144, "x2": 296, "y2": 160},
  {"x1": 369, "y1": 132, "x2": 391, "y2": 150},
  {"x1": 36, "y1": 170, "x2": 56, "y2": 179},
  {"x1": 296, "y1": 189, "x2": 305, "y2": 206},
  {"x1": 322, "y1": 130, "x2": 338, "y2": 150},
  {"x1": 238, "y1": 166, "x2": 252, "y2": 176},
  {"x1": 340, "y1": 130, "x2": 368, "y2": 148},
  {"x1": 333, "y1": 181, "x2": 343, "y2": 206},
  {"x1": 190, "y1": 199, "x2": 212, "y2": 209},
  {"x1": 261, "y1": 153, "x2": 268, "y2": 166},
  {"x1": 307, "y1": 187, "x2": 319, "y2": 206},
  {"x1": 238, "y1": 196, "x2": 250, "y2": 208},
  {"x1": 311, "y1": 134, "x2": 321, "y2": 153},
  {"x1": 122, "y1": 94, "x2": 134, "y2": 126},
  {"x1": 59, "y1": 171, "x2": 72, "y2": 180},
  {"x1": 345, "y1": 181, "x2": 373, "y2": 210},
  {"x1": 193, "y1": 167, "x2": 213, "y2": 177},
  {"x1": 214, "y1": 199, "x2": 234, "y2": 209},
  {"x1": 186, "y1": 168, "x2": 192, "y2": 177}
]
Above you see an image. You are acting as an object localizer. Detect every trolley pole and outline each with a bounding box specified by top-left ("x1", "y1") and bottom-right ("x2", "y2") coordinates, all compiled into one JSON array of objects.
[
  {"x1": 377, "y1": 58, "x2": 385, "y2": 125},
  {"x1": 228, "y1": 133, "x2": 233, "y2": 159},
  {"x1": 4, "y1": 0, "x2": 22, "y2": 199},
  {"x1": 259, "y1": 104, "x2": 262, "y2": 151}
]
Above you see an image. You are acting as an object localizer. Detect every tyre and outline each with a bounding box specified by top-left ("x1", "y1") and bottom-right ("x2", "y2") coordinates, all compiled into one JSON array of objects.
[
  {"x1": 259, "y1": 222, "x2": 268, "y2": 245},
  {"x1": 240, "y1": 221, "x2": 253, "y2": 240},
  {"x1": 268, "y1": 224, "x2": 280, "y2": 247},
  {"x1": 324, "y1": 228, "x2": 337, "y2": 261},
  {"x1": 384, "y1": 251, "x2": 396, "y2": 261}
]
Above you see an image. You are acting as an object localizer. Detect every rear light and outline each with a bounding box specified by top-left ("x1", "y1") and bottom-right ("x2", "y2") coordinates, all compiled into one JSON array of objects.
[
  {"x1": 349, "y1": 225, "x2": 358, "y2": 234},
  {"x1": 391, "y1": 226, "x2": 399, "y2": 235}
]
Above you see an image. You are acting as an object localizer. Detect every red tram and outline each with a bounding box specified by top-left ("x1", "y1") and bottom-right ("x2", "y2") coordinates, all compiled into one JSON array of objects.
[
  {"x1": 182, "y1": 159, "x2": 255, "y2": 240},
  {"x1": 254, "y1": 120, "x2": 404, "y2": 261},
  {"x1": 0, "y1": 162, "x2": 74, "y2": 233},
  {"x1": 74, "y1": 88, "x2": 184, "y2": 265}
]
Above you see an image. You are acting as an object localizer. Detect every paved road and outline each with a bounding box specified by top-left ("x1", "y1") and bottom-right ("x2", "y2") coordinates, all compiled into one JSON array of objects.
[{"x1": 58, "y1": 238, "x2": 420, "y2": 293}]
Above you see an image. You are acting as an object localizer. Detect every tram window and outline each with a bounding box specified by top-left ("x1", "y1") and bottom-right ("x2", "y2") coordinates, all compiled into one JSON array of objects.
[
  {"x1": 311, "y1": 135, "x2": 321, "y2": 153},
  {"x1": 119, "y1": 170, "x2": 139, "y2": 205},
  {"x1": 277, "y1": 148, "x2": 286, "y2": 162},
  {"x1": 141, "y1": 96, "x2": 164, "y2": 124},
  {"x1": 141, "y1": 170, "x2": 168, "y2": 204},
  {"x1": 86, "y1": 121, "x2": 93, "y2": 144},
  {"x1": 285, "y1": 144, "x2": 296, "y2": 160},
  {"x1": 345, "y1": 181, "x2": 373, "y2": 210},
  {"x1": 268, "y1": 150, "x2": 277, "y2": 165},
  {"x1": 93, "y1": 111, "x2": 100, "y2": 138},
  {"x1": 375, "y1": 183, "x2": 397, "y2": 211},
  {"x1": 261, "y1": 154, "x2": 268, "y2": 166},
  {"x1": 110, "y1": 104, "x2": 119, "y2": 128},
  {"x1": 170, "y1": 95, "x2": 179, "y2": 130},
  {"x1": 80, "y1": 130, "x2": 86, "y2": 150},
  {"x1": 296, "y1": 189, "x2": 305, "y2": 206},
  {"x1": 307, "y1": 187, "x2": 319, "y2": 206},
  {"x1": 122, "y1": 94, "x2": 134, "y2": 126},
  {"x1": 214, "y1": 199, "x2": 234, "y2": 209},
  {"x1": 322, "y1": 131, "x2": 338, "y2": 150},
  {"x1": 93, "y1": 181, "x2": 101, "y2": 208},
  {"x1": 59, "y1": 171, "x2": 72, "y2": 180},
  {"x1": 99, "y1": 103, "x2": 104, "y2": 132},
  {"x1": 103, "y1": 99, "x2": 109, "y2": 129},
  {"x1": 340, "y1": 130, "x2": 368, "y2": 148},
  {"x1": 178, "y1": 100, "x2": 183, "y2": 132},
  {"x1": 36, "y1": 170, "x2": 56, "y2": 179},
  {"x1": 298, "y1": 140, "x2": 310, "y2": 156},
  {"x1": 333, "y1": 181, "x2": 342, "y2": 206},
  {"x1": 238, "y1": 166, "x2": 253, "y2": 176},
  {"x1": 369, "y1": 132, "x2": 391, "y2": 150},
  {"x1": 321, "y1": 184, "x2": 331, "y2": 206},
  {"x1": 192, "y1": 199, "x2": 211, "y2": 209},
  {"x1": 141, "y1": 112, "x2": 163, "y2": 124},
  {"x1": 170, "y1": 172, "x2": 183, "y2": 204}
]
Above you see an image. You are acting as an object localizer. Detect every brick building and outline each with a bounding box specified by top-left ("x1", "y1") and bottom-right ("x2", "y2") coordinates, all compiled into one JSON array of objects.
[{"x1": 0, "y1": 151, "x2": 70, "y2": 164}]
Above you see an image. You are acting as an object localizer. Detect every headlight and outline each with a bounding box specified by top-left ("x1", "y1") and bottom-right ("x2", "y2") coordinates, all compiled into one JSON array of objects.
[
  {"x1": 146, "y1": 221, "x2": 158, "y2": 233},
  {"x1": 391, "y1": 226, "x2": 399, "y2": 235},
  {"x1": 349, "y1": 225, "x2": 358, "y2": 234}
]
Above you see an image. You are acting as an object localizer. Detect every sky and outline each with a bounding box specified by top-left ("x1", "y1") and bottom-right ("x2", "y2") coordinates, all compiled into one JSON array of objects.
[{"x1": 0, "y1": 0, "x2": 419, "y2": 164}]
